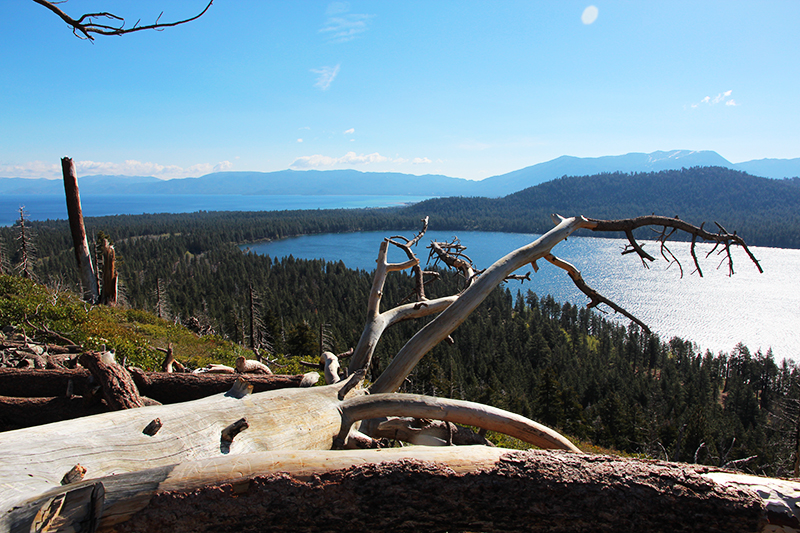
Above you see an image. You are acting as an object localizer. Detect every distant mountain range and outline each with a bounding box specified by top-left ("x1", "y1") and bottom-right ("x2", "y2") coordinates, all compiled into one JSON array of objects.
[{"x1": 2, "y1": 150, "x2": 799, "y2": 198}]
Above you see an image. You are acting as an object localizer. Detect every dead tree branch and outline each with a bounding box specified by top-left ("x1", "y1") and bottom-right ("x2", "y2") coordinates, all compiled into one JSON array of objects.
[
  {"x1": 347, "y1": 219, "x2": 458, "y2": 376},
  {"x1": 370, "y1": 214, "x2": 761, "y2": 394},
  {"x1": 33, "y1": 0, "x2": 213, "y2": 40},
  {"x1": 544, "y1": 253, "x2": 651, "y2": 333},
  {"x1": 586, "y1": 215, "x2": 763, "y2": 277}
]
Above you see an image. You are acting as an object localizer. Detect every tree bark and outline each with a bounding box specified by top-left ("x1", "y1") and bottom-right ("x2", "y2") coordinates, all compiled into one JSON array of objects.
[
  {"x1": 78, "y1": 352, "x2": 144, "y2": 410},
  {"x1": 5, "y1": 447, "x2": 788, "y2": 533},
  {"x1": 0, "y1": 368, "x2": 93, "y2": 398},
  {"x1": 61, "y1": 157, "x2": 99, "y2": 303}
]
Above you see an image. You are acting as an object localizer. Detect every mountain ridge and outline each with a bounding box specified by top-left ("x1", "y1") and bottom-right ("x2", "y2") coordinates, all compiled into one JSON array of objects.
[{"x1": 2, "y1": 150, "x2": 799, "y2": 198}]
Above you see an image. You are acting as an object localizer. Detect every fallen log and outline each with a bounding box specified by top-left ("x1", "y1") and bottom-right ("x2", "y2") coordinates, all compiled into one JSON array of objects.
[
  {"x1": 6, "y1": 447, "x2": 797, "y2": 533},
  {"x1": 0, "y1": 368, "x2": 318, "y2": 404},
  {"x1": 0, "y1": 368, "x2": 92, "y2": 398},
  {"x1": 0, "y1": 375, "x2": 577, "y2": 526},
  {"x1": 0, "y1": 395, "x2": 108, "y2": 431},
  {"x1": 78, "y1": 352, "x2": 145, "y2": 409},
  {"x1": 127, "y1": 368, "x2": 317, "y2": 403}
]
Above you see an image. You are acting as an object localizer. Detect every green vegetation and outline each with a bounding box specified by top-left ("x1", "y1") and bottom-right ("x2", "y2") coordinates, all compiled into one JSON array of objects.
[{"x1": 1, "y1": 273, "x2": 256, "y2": 371}]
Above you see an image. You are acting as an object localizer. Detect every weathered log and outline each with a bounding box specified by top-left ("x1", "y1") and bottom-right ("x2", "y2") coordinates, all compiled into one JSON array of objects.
[
  {"x1": 5, "y1": 447, "x2": 795, "y2": 533},
  {"x1": 0, "y1": 395, "x2": 108, "y2": 431},
  {"x1": 128, "y1": 369, "x2": 316, "y2": 403},
  {"x1": 0, "y1": 377, "x2": 578, "y2": 522},
  {"x1": 0, "y1": 368, "x2": 317, "y2": 405},
  {"x1": 0, "y1": 368, "x2": 92, "y2": 398}
]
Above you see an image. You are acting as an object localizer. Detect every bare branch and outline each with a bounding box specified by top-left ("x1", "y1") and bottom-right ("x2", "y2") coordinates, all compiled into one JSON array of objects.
[
  {"x1": 585, "y1": 215, "x2": 763, "y2": 276},
  {"x1": 544, "y1": 253, "x2": 651, "y2": 334},
  {"x1": 371, "y1": 216, "x2": 588, "y2": 394},
  {"x1": 428, "y1": 239, "x2": 476, "y2": 287},
  {"x1": 33, "y1": 0, "x2": 213, "y2": 40},
  {"x1": 348, "y1": 219, "x2": 456, "y2": 376},
  {"x1": 338, "y1": 393, "x2": 580, "y2": 452}
]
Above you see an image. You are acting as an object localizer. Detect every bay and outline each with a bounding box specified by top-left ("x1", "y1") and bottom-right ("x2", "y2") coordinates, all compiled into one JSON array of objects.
[
  {"x1": 244, "y1": 230, "x2": 800, "y2": 361},
  {"x1": 0, "y1": 194, "x2": 432, "y2": 226}
]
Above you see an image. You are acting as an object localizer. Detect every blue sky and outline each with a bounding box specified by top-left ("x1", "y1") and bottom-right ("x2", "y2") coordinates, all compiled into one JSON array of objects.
[{"x1": 1, "y1": 1, "x2": 798, "y2": 181}]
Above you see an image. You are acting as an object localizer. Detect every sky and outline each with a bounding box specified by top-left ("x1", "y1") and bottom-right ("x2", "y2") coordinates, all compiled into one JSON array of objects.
[{"x1": 1, "y1": 1, "x2": 799, "y2": 181}]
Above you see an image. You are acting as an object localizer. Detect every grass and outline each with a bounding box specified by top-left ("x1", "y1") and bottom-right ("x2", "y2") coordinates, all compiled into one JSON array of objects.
[{"x1": 0, "y1": 274, "x2": 249, "y2": 370}]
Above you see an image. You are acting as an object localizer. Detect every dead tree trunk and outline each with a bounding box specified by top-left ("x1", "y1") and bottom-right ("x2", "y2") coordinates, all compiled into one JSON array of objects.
[
  {"x1": 98, "y1": 236, "x2": 118, "y2": 305},
  {"x1": 61, "y1": 157, "x2": 98, "y2": 303}
]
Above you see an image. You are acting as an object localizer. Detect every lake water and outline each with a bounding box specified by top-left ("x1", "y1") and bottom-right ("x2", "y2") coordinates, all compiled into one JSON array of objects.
[
  {"x1": 0, "y1": 194, "x2": 432, "y2": 226},
  {"x1": 244, "y1": 230, "x2": 800, "y2": 361}
]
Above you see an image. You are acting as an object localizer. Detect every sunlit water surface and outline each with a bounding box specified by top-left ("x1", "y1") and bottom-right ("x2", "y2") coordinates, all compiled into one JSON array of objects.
[{"x1": 245, "y1": 231, "x2": 800, "y2": 361}]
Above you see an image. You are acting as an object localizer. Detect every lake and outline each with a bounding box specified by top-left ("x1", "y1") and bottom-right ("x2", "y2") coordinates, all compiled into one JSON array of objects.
[
  {"x1": 244, "y1": 230, "x2": 800, "y2": 361},
  {"x1": 0, "y1": 194, "x2": 433, "y2": 226}
]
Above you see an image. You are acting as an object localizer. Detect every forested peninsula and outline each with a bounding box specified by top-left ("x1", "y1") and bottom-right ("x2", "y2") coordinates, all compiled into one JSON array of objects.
[{"x1": 1, "y1": 166, "x2": 799, "y2": 478}]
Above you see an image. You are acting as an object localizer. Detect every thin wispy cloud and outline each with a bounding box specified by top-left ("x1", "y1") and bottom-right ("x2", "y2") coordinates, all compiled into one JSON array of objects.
[
  {"x1": 320, "y1": 2, "x2": 373, "y2": 43},
  {"x1": 311, "y1": 64, "x2": 340, "y2": 90},
  {"x1": 690, "y1": 89, "x2": 737, "y2": 108},
  {"x1": 343, "y1": 128, "x2": 355, "y2": 135},
  {"x1": 290, "y1": 151, "x2": 432, "y2": 169},
  {"x1": 0, "y1": 160, "x2": 233, "y2": 179}
]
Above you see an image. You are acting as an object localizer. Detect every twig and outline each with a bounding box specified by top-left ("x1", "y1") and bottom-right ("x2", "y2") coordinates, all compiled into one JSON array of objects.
[{"x1": 33, "y1": 0, "x2": 213, "y2": 40}]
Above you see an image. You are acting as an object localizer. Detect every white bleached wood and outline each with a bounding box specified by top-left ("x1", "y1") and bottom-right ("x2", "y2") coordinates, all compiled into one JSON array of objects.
[
  {"x1": 0, "y1": 381, "x2": 350, "y2": 519},
  {"x1": 370, "y1": 216, "x2": 588, "y2": 393},
  {"x1": 342, "y1": 393, "x2": 580, "y2": 452},
  {"x1": 320, "y1": 351, "x2": 341, "y2": 384}
]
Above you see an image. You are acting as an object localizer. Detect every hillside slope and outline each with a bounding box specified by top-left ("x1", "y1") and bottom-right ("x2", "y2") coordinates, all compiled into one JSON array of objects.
[{"x1": 404, "y1": 167, "x2": 800, "y2": 248}]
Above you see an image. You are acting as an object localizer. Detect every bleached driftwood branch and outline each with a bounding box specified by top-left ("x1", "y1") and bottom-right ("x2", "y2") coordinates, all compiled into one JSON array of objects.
[
  {"x1": 347, "y1": 218, "x2": 458, "y2": 375},
  {"x1": 370, "y1": 214, "x2": 762, "y2": 394}
]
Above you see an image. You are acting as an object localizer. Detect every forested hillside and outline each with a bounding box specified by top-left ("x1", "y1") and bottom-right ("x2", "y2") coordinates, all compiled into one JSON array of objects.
[{"x1": 406, "y1": 167, "x2": 800, "y2": 248}]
